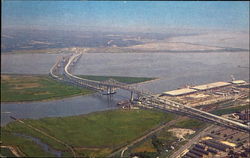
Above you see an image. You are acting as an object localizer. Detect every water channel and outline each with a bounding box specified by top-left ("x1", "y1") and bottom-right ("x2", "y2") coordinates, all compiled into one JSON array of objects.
[
  {"x1": 1, "y1": 52, "x2": 249, "y2": 125},
  {"x1": 13, "y1": 133, "x2": 62, "y2": 157}
]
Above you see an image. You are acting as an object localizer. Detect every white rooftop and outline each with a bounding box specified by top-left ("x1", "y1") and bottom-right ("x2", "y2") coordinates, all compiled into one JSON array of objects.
[
  {"x1": 163, "y1": 88, "x2": 197, "y2": 96},
  {"x1": 192, "y1": 82, "x2": 231, "y2": 90},
  {"x1": 231, "y1": 80, "x2": 246, "y2": 84}
]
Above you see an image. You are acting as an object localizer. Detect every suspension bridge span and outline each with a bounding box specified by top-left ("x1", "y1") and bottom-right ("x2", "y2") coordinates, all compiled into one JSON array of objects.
[{"x1": 49, "y1": 51, "x2": 250, "y2": 133}]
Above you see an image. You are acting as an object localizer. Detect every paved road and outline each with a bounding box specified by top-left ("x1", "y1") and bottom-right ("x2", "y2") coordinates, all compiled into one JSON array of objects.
[
  {"x1": 109, "y1": 116, "x2": 186, "y2": 157},
  {"x1": 0, "y1": 145, "x2": 23, "y2": 157},
  {"x1": 170, "y1": 125, "x2": 215, "y2": 158}
]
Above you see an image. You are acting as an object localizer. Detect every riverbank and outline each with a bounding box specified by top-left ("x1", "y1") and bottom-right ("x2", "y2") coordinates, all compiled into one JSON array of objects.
[
  {"x1": 2, "y1": 48, "x2": 65, "y2": 54},
  {"x1": 1, "y1": 74, "x2": 156, "y2": 103},
  {"x1": 1, "y1": 109, "x2": 176, "y2": 157},
  {"x1": 3, "y1": 48, "x2": 249, "y2": 55},
  {"x1": 1, "y1": 74, "x2": 93, "y2": 103}
]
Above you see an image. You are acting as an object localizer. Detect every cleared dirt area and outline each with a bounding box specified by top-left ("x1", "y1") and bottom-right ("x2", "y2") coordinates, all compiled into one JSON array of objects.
[
  {"x1": 127, "y1": 42, "x2": 222, "y2": 51},
  {"x1": 132, "y1": 141, "x2": 157, "y2": 153},
  {"x1": 74, "y1": 147, "x2": 103, "y2": 151},
  {"x1": 168, "y1": 128, "x2": 195, "y2": 139},
  {"x1": 1, "y1": 75, "x2": 11, "y2": 80},
  {"x1": 13, "y1": 83, "x2": 41, "y2": 90}
]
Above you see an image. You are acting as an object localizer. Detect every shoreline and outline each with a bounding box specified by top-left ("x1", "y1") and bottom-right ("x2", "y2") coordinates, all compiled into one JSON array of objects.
[
  {"x1": 1, "y1": 78, "x2": 159, "y2": 104},
  {"x1": 0, "y1": 92, "x2": 95, "y2": 104},
  {"x1": 2, "y1": 49, "x2": 249, "y2": 55},
  {"x1": 1, "y1": 108, "x2": 118, "y2": 127},
  {"x1": 88, "y1": 50, "x2": 250, "y2": 54},
  {"x1": 131, "y1": 77, "x2": 160, "y2": 86}
]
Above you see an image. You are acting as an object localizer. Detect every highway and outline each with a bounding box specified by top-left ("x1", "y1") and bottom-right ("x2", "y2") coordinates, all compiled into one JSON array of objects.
[
  {"x1": 62, "y1": 52, "x2": 152, "y2": 95},
  {"x1": 140, "y1": 95, "x2": 250, "y2": 132},
  {"x1": 170, "y1": 125, "x2": 215, "y2": 158},
  {"x1": 50, "y1": 51, "x2": 250, "y2": 133},
  {"x1": 109, "y1": 118, "x2": 181, "y2": 157}
]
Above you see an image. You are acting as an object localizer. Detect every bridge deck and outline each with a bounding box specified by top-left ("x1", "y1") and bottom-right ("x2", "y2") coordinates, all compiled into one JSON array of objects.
[{"x1": 49, "y1": 51, "x2": 250, "y2": 133}]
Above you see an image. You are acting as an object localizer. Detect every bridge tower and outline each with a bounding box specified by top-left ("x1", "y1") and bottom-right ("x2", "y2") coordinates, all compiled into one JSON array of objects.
[
  {"x1": 101, "y1": 78, "x2": 118, "y2": 95},
  {"x1": 105, "y1": 85, "x2": 116, "y2": 95},
  {"x1": 130, "y1": 91, "x2": 134, "y2": 102},
  {"x1": 110, "y1": 86, "x2": 115, "y2": 94},
  {"x1": 106, "y1": 86, "x2": 110, "y2": 94}
]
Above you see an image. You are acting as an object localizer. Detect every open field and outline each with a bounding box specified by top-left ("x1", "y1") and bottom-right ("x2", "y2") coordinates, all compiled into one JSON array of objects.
[
  {"x1": 1, "y1": 74, "x2": 154, "y2": 102},
  {"x1": 128, "y1": 117, "x2": 207, "y2": 157},
  {"x1": 173, "y1": 118, "x2": 205, "y2": 130},
  {"x1": 1, "y1": 74, "x2": 93, "y2": 102},
  {"x1": 2, "y1": 48, "x2": 62, "y2": 54},
  {"x1": 131, "y1": 140, "x2": 157, "y2": 153},
  {"x1": 1, "y1": 131, "x2": 55, "y2": 157},
  {"x1": 2, "y1": 47, "x2": 85, "y2": 54},
  {"x1": 127, "y1": 41, "x2": 223, "y2": 51},
  {"x1": 1, "y1": 109, "x2": 175, "y2": 157}
]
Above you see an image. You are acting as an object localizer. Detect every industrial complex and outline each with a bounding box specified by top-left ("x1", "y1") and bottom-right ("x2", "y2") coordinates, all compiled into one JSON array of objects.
[
  {"x1": 180, "y1": 110, "x2": 250, "y2": 158},
  {"x1": 160, "y1": 80, "x2": 249, "y2": 108},
  {"x1": 49, "y1": 52, "x2": 249, "y2": 158},
  {"x1": 162, "y1": 81, "x2": 246, "y2": 97},
  {"x1": 159, "y1": 81, "x2": 250, "y2": 158}
]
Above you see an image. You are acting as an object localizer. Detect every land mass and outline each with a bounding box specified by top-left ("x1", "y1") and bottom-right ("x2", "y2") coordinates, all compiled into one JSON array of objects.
[
  {"x1": 1, "y1": 74, "x2": 155, "y2": 102},
  {"x1": 1, "y1": 109, "x2": 176, "y2": 157},
  {"x1": 2, "y1": 29, "x2": 249, "y2": 54}
]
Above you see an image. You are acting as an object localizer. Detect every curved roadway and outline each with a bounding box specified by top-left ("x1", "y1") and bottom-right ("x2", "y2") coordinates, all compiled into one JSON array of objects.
[{"x1": 50, "y1": 51, "x2": 250, "y2": 133}]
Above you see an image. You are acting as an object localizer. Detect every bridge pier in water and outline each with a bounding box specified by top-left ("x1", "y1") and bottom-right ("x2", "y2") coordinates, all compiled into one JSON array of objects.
[
  {"x1": 51, "y1": 52, "x2": 250, "y2": 133},
  {"x1": 104, "y1": 85, "x2": 116, "y2": 95}
]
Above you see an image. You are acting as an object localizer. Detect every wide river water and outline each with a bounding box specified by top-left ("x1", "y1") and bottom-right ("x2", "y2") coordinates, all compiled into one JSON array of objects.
[{"x1": 1, "y1": 52, "x2": 249, "y2": 125}]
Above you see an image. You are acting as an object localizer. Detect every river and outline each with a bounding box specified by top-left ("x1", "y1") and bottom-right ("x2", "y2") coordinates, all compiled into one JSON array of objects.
[{"x1": 1, "y1": 52, "x2": 249, "y2": 125}]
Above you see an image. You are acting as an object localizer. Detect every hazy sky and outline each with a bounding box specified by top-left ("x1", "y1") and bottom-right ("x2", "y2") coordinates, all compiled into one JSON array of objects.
[{"x1": 2, "y1": 1, "x2": 249, "y2": 32}]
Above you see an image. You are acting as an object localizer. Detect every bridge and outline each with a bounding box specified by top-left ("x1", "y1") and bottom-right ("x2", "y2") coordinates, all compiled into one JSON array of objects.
[
  {"x1": 50, "y1": 52, "x2": 152, "y2": 97},
  {"x1": 49, "y1": 51, "x2": 250, "y2": 133}
]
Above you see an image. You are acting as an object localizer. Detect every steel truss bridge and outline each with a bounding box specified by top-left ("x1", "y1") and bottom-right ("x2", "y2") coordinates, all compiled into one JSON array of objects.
[{"x1": 50, "y1": 51, "x2": 250, "y2": 133}]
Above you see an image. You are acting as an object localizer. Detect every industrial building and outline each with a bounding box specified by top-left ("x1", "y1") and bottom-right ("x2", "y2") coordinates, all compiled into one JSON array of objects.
[
  {"x1": 191, "y1": 82, "x2": 231, "y2": 91},
  {"x1": 162, "y1": 81, "x2": 232, "y2": 96},
  {"x1": 162, "y1": 88, "x2": 197, "y2": 96},
  {"x1": 231, "y1": 80, "x2": 246, "y2": 85},
  {"x1": 181, "y1": 117, "x2": 250, "y2": 158}
]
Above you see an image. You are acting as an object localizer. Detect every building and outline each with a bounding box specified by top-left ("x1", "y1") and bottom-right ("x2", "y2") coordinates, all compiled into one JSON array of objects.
[
  {"x1": 162, "y1": 88, "x2": 197, "y2": 96},
  {"x1": 238, "y1": 109, "x2": 250, "y2": 121},
  {"x1": 231, "y1": 80, "x2": 246, "y2": 85},
  {"x1": 191, "y1": 82, "x2": 231, "y2": 91}
]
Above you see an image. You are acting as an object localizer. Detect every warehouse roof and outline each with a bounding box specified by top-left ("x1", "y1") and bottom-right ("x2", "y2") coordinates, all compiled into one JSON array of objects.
[
  {"x1": 192, "y1": 82, "x2": 231, "y2": 90},
  {"x1": 162, "y1": 88, "x2": 197, "y2": 96},
  {"x1": 231, "y1": 80, "x2": 246, "y2": 84}
]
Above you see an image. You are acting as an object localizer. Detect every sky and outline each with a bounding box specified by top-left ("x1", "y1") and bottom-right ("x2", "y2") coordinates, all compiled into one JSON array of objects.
[{"x1": 2, "y1": 1, "x2": 249, "y2": 32}]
